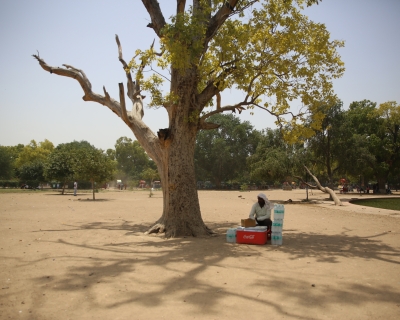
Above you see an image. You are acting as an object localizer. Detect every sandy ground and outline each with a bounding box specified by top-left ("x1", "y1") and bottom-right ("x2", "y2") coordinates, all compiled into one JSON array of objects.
[{"x1": 0, "y1": 188, "x2": 399, "y2": 320}]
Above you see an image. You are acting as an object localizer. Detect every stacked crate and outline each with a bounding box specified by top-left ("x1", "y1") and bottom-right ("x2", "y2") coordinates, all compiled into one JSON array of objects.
[{"x1": 271, "y1": 204, "x2": 284, "y2": 245}]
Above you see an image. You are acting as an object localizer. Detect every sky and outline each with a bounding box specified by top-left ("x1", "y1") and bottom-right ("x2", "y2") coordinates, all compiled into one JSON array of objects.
[{"x1": 0, "y1": 0, "x2": 399, "y2": 151}]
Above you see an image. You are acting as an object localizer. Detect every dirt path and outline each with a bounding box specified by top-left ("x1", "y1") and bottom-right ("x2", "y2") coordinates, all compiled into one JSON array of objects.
[{"x1": 1, "y1": 189, "x2": 399, "y2": 319}]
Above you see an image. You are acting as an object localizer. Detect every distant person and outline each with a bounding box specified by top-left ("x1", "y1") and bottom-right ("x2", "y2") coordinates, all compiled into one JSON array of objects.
[
  {"x1": 74, "y1": 181, "x2": 78, "y2": 196},
  {"x1": 249, "y1": 193, "x2": 273, "y2": 229}
]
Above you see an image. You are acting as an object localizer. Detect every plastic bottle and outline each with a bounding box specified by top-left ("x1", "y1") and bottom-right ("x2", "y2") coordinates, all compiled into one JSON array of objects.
[
  {"x1": 226, "y1": 228, "x2": 236, "y2": 243},
  {"x1": 274, "y1": 204, "x2": 285, "y2": 220},
  {"x1": 272, "y1": 232, "x2": 282, "y2": 245},
  {"x1": 272, "y1": 219, "x2": 283, "y2": 232},
  {"x1": 271, "y1": 232, "x2": 277, "y2": 245}
]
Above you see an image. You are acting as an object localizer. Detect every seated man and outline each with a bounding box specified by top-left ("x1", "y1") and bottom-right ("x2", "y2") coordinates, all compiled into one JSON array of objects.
[{"x1": 249, "y1": 193, "x2": 273, "y2": 229}]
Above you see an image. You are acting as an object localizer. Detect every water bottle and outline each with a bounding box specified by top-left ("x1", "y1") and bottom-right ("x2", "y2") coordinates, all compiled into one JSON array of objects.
[
  {"x1": 271, "y1": 232, "x2": 277, "y2": 245},
  {"x1": 280, "y1": 204, "x2": 285, "y2": 219},
  {"x1": 277, "y1": 232, "x2": 283, "y2": 245},
  {"x1": 274, "y1": 204, "x2": 284, "y2": 220},
  {"x1": 272, "y1": 219, "x2": 283, "y2": 232},
  {"x1": 272, "y1": 232, "x2": 281, "y2": 245},
  {"x1": 226, "y1": 228, "x2": 236, "y2": 243}
]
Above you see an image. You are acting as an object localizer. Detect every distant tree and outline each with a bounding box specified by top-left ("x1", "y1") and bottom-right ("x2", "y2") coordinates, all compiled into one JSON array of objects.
[
  {"x1": 15, "y1": 140, "x2": 54, "y2": 169},
  {"x1": 339, "y1": 100, "x2": 400, "y2": 191},
  {"x1": 247, "y1": 129, "x2": 309, "y2": 184},
  {"x1": 195, "y1": 114, "x2": 260, "y2": 187},
  {"x1": 142, "y1": 167, "x2": 160, "y2": 184},
  {"x1": 0, "y1": 146, "x2": 14, "y2": 179},
  {"x1": 305, "y1": 101, "x2": 344, "y2": 185},
  {"x1": 74, "y1": 146, "x2": 116, "y2": 200},
  {"x1": 44, "y1": 141, "x2": 92, "y2": 194},
  {"x1": 18, "y1": 160, "x2": 45, "y2": 187},
  {"x1": 114, "y1": 137, "x2": 155, "y2": 180}
]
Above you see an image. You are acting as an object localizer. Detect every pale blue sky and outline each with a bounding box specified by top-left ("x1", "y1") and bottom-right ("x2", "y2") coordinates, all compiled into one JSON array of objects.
[{"x1": 0, "y1": 0, "x2": 399, "y2": 150}]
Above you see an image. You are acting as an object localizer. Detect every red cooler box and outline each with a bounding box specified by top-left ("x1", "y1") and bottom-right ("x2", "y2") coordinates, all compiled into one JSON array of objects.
[{"x1": 236, "y1": 227, "x2": 269, "y2": 245}]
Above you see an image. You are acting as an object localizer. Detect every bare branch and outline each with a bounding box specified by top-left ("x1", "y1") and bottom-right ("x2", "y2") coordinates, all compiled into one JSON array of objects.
[
  {"x1": 119, "y1": 83, "x2": 130, "y2": 126},
  {"x1": 142, "y1": 0, "x2": 166, "y2": 37},
  {"x1": 32, "y1": 54, "x2": 162, "y2": 165},
  {"x1": 293, "y1": 176, "x2": 317, "y2": 189},
  {"x1": 200, "y1": 102, "x2": 248, "y2": 122},
  {"x1": 115, "y1": 35, "x2": 135, "y2": 100},
  {"x1": 177, "y1": 0, "x2": 186, "y2": 13},
  {"x1": 198, "y1": 120, "x2": 220, "y2": 130}
]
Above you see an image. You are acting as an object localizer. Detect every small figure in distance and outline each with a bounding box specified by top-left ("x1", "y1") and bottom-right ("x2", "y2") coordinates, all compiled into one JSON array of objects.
[
  {"x1": 74, "y1": 181, "x2": 78, "y2": 196},
  {"x1": 249, "y1": 193, "x2": 273, "y2": 230}
]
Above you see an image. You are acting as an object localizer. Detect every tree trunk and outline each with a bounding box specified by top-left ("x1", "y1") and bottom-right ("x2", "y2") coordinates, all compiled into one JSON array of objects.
[
  {"x1": 62, "y1": 181, "x2": 66, "y2": 195},
  {"x1": 377, "y1": 177, "x2": 386, "y2": 194},
  {"x1": 92, "y1": 180, "x2": 95, "y2": 200},
  {"x1": 146, "y1": 110, "x2": 212, "y2": 237},
  {"x1": 304, "y1": 166, "x2": 342, "y2": 206}
]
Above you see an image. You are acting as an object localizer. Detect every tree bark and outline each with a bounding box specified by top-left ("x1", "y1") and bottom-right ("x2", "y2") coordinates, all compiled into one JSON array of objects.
[{"x1": 148, "y1": 120, "x2": 212, "y2": 237}]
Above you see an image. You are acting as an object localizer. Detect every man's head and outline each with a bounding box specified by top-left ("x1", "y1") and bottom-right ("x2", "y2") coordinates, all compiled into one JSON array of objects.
[{"x1": 257, "y1": 193, "x2": 268, "y2": 206}]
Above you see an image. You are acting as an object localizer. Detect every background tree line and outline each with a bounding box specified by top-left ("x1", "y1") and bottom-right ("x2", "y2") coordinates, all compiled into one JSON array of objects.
[{"x1": 1, "y1": 100, "x2": 399, "y2": 193}]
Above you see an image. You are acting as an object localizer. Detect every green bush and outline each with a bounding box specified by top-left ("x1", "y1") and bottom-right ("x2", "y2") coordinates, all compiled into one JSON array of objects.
[{"x1": 0, "y1": 180, "x2": 19, "y2": 188}]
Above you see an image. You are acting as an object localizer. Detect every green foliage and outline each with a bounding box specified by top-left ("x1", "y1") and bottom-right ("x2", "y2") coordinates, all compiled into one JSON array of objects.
[
  {"x1": 304, "y1": 101, "x2": 345, "y2": 184},
  {"x1": 195, "y1": 114, "x2": 260, "y2": 186},
  {"x1": 44, "y1": 141, "x2": 95, "y2": 194},
  {"x1": 18, "y1": 160, "x2": 45, "y2": 184},
  {"x1": 114, "y1": 137, "x2": 156, "y2": 180},
  {"x1": 128, "y1": 0, "x2": 344, "y2": 140},
  {"x1": 301, "y1": 99, "x2": 400, "y2": 189},
  {"x1": 247, "y1": 128, "x2": 308, "y2": 183},
  {"x1": 15, "y1": 139, "x2": 54, "y2": 169},
  {"x1": 141, "y1": 168, "x2": 160, "y2": 184},
  {"x1": 0, "y1": 146, "x2": 14, "y2": 179},
  {"x1": 73, "y1": 146, "x2": 116, "y2": 200},
  {"x1": 74, "y1": 147, "x2": 116, "y2": 184},
  {"x1": 0, "y1": 180, "x2": 19, "y2": 188}
]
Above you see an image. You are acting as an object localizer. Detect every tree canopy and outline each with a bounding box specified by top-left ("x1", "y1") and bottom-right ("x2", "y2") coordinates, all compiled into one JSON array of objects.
[
  {"x1": 44, "y1": 141, "x2": 94, "y2": 194},
  {"x1": 74, "y1": 145, "x2": 116, "y2": 200},
  {"x1": 15, "y1": 140, "x2": 54, "y2": 169}
]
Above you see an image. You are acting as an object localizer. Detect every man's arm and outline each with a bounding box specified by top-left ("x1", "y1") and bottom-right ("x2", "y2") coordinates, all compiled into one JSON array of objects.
[{"x1": 249, "y1": 203, "x2": 257, "y2": 219}]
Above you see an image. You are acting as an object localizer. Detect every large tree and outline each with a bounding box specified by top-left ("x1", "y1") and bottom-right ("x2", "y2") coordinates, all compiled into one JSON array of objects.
[{"x1": 33, "y1": 0, "x2": 344, "y2": 237}]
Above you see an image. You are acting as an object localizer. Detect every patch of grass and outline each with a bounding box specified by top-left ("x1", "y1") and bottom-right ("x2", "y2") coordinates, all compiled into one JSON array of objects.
[{"x1": 351, "y1": 198, "x2": 400, "y2": 211}]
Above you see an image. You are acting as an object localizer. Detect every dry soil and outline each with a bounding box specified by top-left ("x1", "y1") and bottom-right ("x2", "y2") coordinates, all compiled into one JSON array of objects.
[{"x1": 1, "y1": 189, "x2": 399, "y2": 320}]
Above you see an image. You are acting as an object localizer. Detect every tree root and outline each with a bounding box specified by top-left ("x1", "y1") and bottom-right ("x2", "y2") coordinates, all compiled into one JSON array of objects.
[
  {"x1": 145, "y1": 222, "x2": 215, "y2": 238},
  {"x1": 145, "y1": 223, "x2": 165, "y2": 235}
]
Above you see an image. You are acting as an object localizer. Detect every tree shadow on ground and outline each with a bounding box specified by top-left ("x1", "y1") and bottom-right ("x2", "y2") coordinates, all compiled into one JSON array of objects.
[{"x1": 24, "y1": 219, "x2": 400, "y2": 317}]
